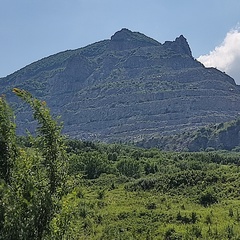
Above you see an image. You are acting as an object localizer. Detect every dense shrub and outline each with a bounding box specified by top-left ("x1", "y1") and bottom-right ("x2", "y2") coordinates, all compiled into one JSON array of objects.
[
  {"x1": 199, "y1": 191, "x2": 218, "y2": 207},
  {"x1": 116, "y1": 158, "x2": 141, "y2": 178}
]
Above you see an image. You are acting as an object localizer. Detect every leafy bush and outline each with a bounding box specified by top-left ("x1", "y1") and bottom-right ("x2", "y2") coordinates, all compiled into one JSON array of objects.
[
  {"x1": 164, "y1": 228, "x2": 182, "y2": 240},
  {"x1": 82, "y1": 152, "x2": 111, "y2": 179},
  {"x1": 146, "y1": 202, "x2": 157, "y2": 210},
  {"x1": 116, "y1": 158, "x2": 141, "y2": 178},
  {"x1": 199, "y1": 191, "x2": 218, "y2": 207}
]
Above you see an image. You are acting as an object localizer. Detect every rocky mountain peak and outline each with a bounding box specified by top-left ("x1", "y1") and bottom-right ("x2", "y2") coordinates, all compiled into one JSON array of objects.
[
  {"x1": 164, "y1": 34, "x2": 192, "y2": 57},
  {"x1": 109, "y1": 28, "x2": 160, "y2": 50},
  {"x1": 110, "y1": 28, "x2": 133, "y2": 41},
  {"x1": 175, "y1": 35, "x2": 192, "y2": 56}
]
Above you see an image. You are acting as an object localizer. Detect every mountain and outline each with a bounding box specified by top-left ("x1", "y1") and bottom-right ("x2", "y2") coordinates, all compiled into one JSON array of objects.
[{"x1": 1, "y1": 28, "x2": 240, "y2": 143}]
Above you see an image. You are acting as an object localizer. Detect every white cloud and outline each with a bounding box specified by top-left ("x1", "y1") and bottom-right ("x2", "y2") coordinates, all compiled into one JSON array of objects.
[{"x1": 197, "y1": 26, "x2": 240, "y2": 84}]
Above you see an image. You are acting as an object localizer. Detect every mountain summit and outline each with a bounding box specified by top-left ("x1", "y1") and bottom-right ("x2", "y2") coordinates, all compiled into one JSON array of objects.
[
  {"x1": 0, "y1": 29, "x2": 239, "y2": 143},
  {"x1": 110, "y1": 28, "x2": 160, "y2": 50}
]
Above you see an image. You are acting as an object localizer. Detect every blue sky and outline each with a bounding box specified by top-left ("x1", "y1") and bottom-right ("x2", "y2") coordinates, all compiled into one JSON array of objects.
[{"x1": 1, "y1": 0, "x2": 240, "y2": 82}]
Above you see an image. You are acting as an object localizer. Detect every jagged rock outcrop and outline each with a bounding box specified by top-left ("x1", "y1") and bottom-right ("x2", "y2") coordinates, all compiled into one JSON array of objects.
[
  {"x1": 1, "y1": 28, "x2": 240, "y2": 143},
  {"x1": 164, "y1": 35, "x2": 192, "y2": 56}
]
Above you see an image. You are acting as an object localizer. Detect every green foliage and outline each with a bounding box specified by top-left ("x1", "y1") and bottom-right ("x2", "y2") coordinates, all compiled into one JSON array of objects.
[
  {"x1": 0, "y1": 96, "x2": 17, "y2": 183},
  {"x1": 13, "y1": 88, "x2": 67, "y2": 194},
  {"x1": 107, "y1": 152, "x2": 118, "y2": 161},
  {"x1": 1, "y1": 150, "x2": 51, "y2": 239},
  {"x1": 199, "y1": 190, "x2": 218, "y2": 207},
  {"x1": 146, "y1": 202, "x2": 157, "y2": 210},
  {"x1": 144, "y1": 161, "x2": 158, "y2": 175},
  {"x1": 0, "y1": 89, "x2": 69, "y2": 239},
  {"x1": 164, "y1": 228, "x2": 182, "y2": 240},
  {"x1": 116, "y1": 158, "x2": 141, "y2": 178},
  {"x1": 176, "y1": 211, "x2": 197, "y2": 224},
  {"x1": 69, "y1": 151, "x2": 111, "y2": 179}
]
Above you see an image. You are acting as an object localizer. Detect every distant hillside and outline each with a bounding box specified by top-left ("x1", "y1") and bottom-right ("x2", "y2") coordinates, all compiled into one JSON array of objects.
[
  {"x1": 137, "y1": 118, "x2": 240, "y2": 152},
  {"x1": 1, "y1": 28, "x2": 240, "y2": 143}
]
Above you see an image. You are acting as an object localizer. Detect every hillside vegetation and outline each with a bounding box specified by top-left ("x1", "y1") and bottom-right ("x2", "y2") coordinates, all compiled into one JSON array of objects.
[
  {"x1": 1, "y1": 90, "x2": 240, "y2": 239},
  {"x1": 138, "y1": 118, "x2": 240, "y2": 152}
]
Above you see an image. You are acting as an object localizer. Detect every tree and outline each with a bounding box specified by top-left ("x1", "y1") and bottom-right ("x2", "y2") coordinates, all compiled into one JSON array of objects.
[
  {"x1": 0, "y1": 89, "x2": 71, "y2": 239},
  {"x1": 1, "y1": 150, "x2": 50, "y2": 240},
  {"x1": 199, "y1": 190, "x2": 218, "y2": 207},
  {"x1": 13, "y1": 88, "x2": 68, "y2": 194},
  {"x1": 4, "y1": 88, "x2": 69, "y2": 239},
  {"x1": 0, "y1": 96, "x2": 17, "y2": 184},
  {"x1": 116, "y1": 158, "x2": 141, "y2": 178},
  {"x1": 71, "y1": 151, "x2": 109, "y2": 179}
]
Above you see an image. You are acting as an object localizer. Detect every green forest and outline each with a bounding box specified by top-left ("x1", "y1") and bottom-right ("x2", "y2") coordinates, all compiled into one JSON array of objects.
[{"x1": 1, "y1": 89, "x2": 240, "y2": 239}]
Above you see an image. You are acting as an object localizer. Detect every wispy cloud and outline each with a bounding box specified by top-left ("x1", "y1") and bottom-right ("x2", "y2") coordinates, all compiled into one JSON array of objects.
[{"x1": 197, "y1": 26, "x2": 240, "y2": 84}]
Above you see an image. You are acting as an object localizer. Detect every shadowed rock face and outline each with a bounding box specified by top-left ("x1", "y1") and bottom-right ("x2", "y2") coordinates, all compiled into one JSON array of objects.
[{"x1": 0, "y1": 28, "x2": 240, "y2": 143}]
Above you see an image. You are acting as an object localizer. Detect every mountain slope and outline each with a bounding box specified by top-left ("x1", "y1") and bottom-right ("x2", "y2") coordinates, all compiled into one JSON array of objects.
[
  {"x1": 137, "y1": 118, "x2": 240, "y2": 152},
  {"x1": 0, "y1": 28, "x2": 240, "y2": 142}
]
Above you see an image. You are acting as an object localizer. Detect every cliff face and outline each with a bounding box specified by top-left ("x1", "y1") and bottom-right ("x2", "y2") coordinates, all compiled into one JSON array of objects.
[{"x1": 0, "y1": 28, "x2": 240, "y2": 143}]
